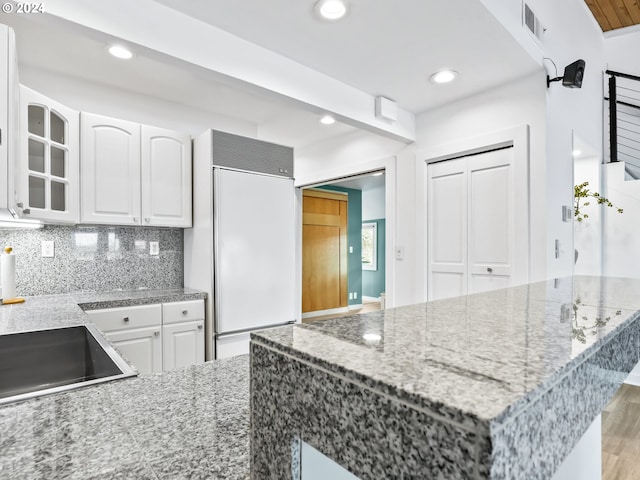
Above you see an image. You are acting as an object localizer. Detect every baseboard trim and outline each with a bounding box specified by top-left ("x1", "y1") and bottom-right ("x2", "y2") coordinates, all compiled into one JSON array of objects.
[
  {"x1": 302, "y1": 307, "x2": 349, "y2": 319},
  {"x1": 624, "y1": 372, "x2": 640, "y2": 387},
  {"x1": 348, "y1": 304, "x2": 363, "y2": 311},
  {"x1": 362, "y1": 296, "x2": 381, "y2": 302}
]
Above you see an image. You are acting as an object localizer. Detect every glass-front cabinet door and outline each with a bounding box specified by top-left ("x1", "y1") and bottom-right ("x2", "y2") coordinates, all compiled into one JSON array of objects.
[{"x1": 19, "y1": 86, "x2": 79, "y2": 223}]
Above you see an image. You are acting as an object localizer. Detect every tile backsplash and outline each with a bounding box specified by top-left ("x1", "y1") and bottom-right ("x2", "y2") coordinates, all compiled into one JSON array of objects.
[{"x1": 0, "y1": 225, "x2": 184, "y2": 296}]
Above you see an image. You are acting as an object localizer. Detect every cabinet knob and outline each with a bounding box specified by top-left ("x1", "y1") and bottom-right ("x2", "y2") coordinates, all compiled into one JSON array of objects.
[
  {"x1": 197, "y1": 324, "x2": 203, "y2": 330},
  {"x1": 487, "y1": 267, "x2": 493, "y2": 273},
  {"x1": 145, "y1": 218, "x2": 150, "y2": 223},
  {"x1": 123, "y1": 317, "x2": 130, "y2": 323},
  {"x1": 182, "y1": 310, "x2": 188, "y2": 315},
  {"x1": 154, "y1": 331, "x2": 160, "y2": 337},
  {"x1": 133, "y1": 217, "x2": 139, "y2": 223}
]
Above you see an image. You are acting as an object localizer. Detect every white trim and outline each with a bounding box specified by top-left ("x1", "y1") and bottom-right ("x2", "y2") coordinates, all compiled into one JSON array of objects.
[
  {"x1": 295, "y1": 156, "x2": 396, "y2": 309},
  {"x1": 348, "y1": 304, "x2": 363, "y2": 311},
  {"x1": 302, "y1": 307, "x2": 349, "y2": 319},
  {"x1": 415, "y1": 125, "x2": 530, "y2": 302},
  {"x1": 361, "y1": 296, "x2": 380, "y2": 302}
]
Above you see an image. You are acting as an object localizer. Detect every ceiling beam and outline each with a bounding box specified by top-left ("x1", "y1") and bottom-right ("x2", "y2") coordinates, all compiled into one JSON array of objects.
[{"x1": 39, "y1": 0, "x2": 416, "y2": 143}]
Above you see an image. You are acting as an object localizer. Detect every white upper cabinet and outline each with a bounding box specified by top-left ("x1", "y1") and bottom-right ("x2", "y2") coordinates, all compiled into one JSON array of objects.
[
  {"x1": 1, "y1": 25, "x2": 19, "y2": 213},
  {"x1": 18, "y1": 86, "x2": 79, "y2": 223},
  {"x1": 80, "y1": 112, "x2": 141, "y2": 225},
  {"x1": 141, "y1": 125, "x2": 192, "y2": 227},
  {"x1": 80, "y1": 113, "x2": 192, "y2": 227}
]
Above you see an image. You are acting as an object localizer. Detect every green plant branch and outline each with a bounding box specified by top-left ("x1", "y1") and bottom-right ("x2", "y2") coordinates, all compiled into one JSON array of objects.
[{"x1": 574, "y1": 181, "x2": 623, "y2": 222}]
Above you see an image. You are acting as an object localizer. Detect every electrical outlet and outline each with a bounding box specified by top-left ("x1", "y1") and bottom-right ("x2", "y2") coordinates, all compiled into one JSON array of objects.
[
  {"x1": 149, "y1": 241, "x2": 160, "y2": 256},
  {"x1": 41, "y1": 241, "x2": 54, "y2": 258}
]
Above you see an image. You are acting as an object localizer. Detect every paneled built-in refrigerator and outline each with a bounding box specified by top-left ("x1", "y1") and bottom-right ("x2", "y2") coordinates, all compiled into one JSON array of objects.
[{"x1": 184, "y1": 130, "x2": 297, "y2": 359}]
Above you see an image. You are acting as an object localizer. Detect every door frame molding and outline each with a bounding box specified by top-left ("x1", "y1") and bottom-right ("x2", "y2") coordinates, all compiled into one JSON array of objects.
[
  {"x1": 294, "y1": 156, "x2": 396, "y2": 316},
  {"x1": 416, "y1": 124, "x2": 530, "y2": 301}
]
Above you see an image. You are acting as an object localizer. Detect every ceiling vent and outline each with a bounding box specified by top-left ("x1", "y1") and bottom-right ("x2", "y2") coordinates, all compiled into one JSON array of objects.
[{"x1": 523, "y1": 3, "x2": 545, "y2": 44}]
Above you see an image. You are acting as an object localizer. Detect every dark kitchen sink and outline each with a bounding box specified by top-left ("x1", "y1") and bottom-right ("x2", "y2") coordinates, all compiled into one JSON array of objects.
[{"x1": 0, "y1": 324, "x2": 136, "y2": 405}]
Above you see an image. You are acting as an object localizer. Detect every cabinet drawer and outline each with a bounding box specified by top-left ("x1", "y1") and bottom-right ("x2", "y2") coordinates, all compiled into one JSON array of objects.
[
  {"x1": 86, "y1": 304, "x2": 162, "y2": 332},
  {"x1": 162, "y1": 300, "x2": 204, "y2": 324}
]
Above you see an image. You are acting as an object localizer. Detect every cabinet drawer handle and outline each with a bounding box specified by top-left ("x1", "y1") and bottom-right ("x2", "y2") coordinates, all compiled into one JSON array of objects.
[
  {"x1": 182, "y1": 310, "x2": 188, "y2": 315},
  {"x1": 197, "y1": 324, "x2": 203, "y2": 330},
  {"x1": 154, "y1": 331, "x2": 160, "y2": 337},
  {"x1": 123, "y1": 317, "x2": 130, "y2": 323}
]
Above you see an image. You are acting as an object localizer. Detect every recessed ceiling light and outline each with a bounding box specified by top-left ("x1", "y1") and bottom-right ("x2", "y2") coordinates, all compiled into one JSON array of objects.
[
  {"x1": 314, "y1": 0, "x2": 349, "y2": 21},
  {"x1": 429, "y1": 70, "x2": 458, "y2": 84},
  {"x1": 108, "y1": 45, "x2": 133, "y2": 60},
  {"x1": 320, "y1": 115, "x2": 336, "y2": 125}
]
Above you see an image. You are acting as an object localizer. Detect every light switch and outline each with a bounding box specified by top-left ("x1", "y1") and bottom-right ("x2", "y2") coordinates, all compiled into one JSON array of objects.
[
  {"x1": 149, "y1": 241, "x2": 159, "y2": 256},
  {"x1": 41, "y1": 241, "x2": 54, "y2": 258},
  {"x1": 395, "y1": 247, "x2": 404, "y2": 260},
  {"x1": 349, "y1": 245, "x2": 353, "y2": 254}
]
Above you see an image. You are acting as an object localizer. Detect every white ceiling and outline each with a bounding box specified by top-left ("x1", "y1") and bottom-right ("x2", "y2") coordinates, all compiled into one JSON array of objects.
[
  {"x1": 1, "y1": 0, "x2": 539, "y2": 150},
  {"x1": 153, "y1": 0, "x2": 540, "y2": 114}
]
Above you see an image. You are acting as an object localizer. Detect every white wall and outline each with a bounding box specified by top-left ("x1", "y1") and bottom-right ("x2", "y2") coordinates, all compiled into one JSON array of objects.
[
  {"x1": 415, "y1": 72, "x2": 547, "y2": 298},
  {"x1": 602, "y1": 162, "x2": 640, "y2": 278},
  {"x1": 19, "y1": 66, "x2": 258, "y2": 138},
  {"x1": 295, "y1": 131, "x2": 417, "y2": 307},
  {"x1": 605, "y1": 28, "x2": 640, "y2": 76},
  {"x1": 573, "y1": 154, "x2": 603, "y2": 275},
  {"x1": 533, "y1": 0, "x2": 606, "y2": 278},
  {"x1": 362, "y1": 186, "x2": 385, "y2": 221}
]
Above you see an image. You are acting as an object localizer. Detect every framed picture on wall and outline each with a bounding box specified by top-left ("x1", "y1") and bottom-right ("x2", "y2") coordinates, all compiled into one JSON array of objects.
[{"x1": 362, "y1": 222, "x2": 377, "y2": 271}]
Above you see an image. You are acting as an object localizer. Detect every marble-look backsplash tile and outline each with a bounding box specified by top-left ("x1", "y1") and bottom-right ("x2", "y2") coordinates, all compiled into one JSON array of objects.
[{"x1": 0, "y1": 225, "x2": 183, "y2": 296}]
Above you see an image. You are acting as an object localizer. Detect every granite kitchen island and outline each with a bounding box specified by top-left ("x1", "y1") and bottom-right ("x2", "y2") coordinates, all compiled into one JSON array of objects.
[{"x1": 250, "y1": 276, "x2": 640, "y2": 479}]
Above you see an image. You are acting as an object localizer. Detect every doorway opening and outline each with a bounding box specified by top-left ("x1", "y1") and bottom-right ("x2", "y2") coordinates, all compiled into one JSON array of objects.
[{"x1": 301, "y1": 170, "x2": 386, "y2": 323}]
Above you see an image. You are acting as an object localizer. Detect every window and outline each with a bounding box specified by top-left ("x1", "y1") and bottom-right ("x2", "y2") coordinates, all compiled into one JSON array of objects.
[{"x1": 362, "y1": 222, "x2": 377, "y2": 271}]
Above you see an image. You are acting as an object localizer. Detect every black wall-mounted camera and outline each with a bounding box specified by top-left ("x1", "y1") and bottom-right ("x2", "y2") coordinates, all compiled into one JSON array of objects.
[{"x1": 547, "y1": 59, "x2": 586, "y2": 89}]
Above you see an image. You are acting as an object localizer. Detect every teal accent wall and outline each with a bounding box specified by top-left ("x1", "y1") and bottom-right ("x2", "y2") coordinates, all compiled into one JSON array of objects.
[
  {"x1": 362, "y1": 219, "x2": 385, "y2": 298},
  {"x1": 317, "y1": 186, "x2": 362, "y2": 306}
]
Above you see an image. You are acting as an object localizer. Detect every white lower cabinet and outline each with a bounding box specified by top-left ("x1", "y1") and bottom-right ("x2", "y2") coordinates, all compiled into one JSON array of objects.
[
  {"x1": 85, "y1": 299, "x2": 204, "y2": 374},
  {"x1": 106, "y1": 327, "x2": 163, "y2": 374},
  {"x1": 162, "y1": 300, "x2": 205, "y2": 371}
]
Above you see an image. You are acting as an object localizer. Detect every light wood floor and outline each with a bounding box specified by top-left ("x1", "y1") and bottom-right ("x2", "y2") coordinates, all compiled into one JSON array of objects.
[
  {"x1": 302, "y1": 299, "x2": 381, "y2": 324},
  {"x1": 602, "y1": 383, "x2": 640, "y2": 479}
]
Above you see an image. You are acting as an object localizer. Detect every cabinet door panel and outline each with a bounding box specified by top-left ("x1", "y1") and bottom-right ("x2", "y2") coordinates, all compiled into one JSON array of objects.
[
  {"x1": 163, "y1": 320, "x2": 204, "y2": 371},
  {"x1": 141, "y1": 126, "x2": 192, "y2": 227},
  {"x1": 107, "y1": 327, "x2": 162, "y2": 374},
  {"x1": 19, "y1": 86, "x2": 79, "y2": 223},
  {"x1": 81, "y1": 113, "x2": 140, "y2": 225}
]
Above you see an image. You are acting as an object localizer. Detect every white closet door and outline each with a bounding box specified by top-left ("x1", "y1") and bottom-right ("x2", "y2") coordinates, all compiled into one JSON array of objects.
[
  {"x1": 467, "y1": 148, "x2": 514, "y2": 294},
  {"x1": 427, "y1": 147, "x2": 521, "y2": 301},
  {"x1": 427, "y1": 158, "x2": 467, "y2": 300}
]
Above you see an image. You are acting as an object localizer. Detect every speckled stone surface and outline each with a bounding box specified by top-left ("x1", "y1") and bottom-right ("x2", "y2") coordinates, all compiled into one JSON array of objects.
[
  {"x1": 0, "y1": 225, "x2": 183, "y2": 296},
  {"x1": 0, "y1": 288, "x2": 206, "y2": 335},
  {"x1": 251, "y1": 275, "x2": 640, "y2": 479},
  {"x1": 72, "y1": 288, "x2": 206, "y2": 311},
  {"x1": 0, "y1": 355, "x2": 250, "y2": 480}
]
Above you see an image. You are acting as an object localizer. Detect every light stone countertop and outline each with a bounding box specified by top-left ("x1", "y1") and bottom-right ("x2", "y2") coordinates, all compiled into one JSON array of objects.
[
  {"x1": 251, "y1": 275, "x2": 640, "y2": 479},
  {"x1": 0, "y1": 288, "x2": 250, "y2": 480}
]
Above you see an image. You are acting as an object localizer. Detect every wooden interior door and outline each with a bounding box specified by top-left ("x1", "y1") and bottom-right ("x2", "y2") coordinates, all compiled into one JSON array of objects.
[{"x1": 302, "y1": 189, "x2": 348, "y2": 313}]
